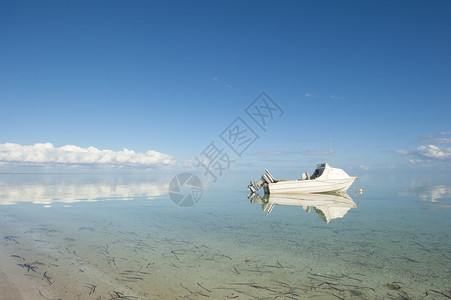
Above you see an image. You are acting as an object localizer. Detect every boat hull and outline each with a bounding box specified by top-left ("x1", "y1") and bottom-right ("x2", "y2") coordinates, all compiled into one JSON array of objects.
[{"x1": 265, "y1": 177, "x2": 356, "y2": 194}]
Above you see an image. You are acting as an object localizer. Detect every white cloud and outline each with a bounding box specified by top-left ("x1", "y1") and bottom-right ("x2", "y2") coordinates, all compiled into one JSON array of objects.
[
  {"x1": 396, "y1": 150, "x2": 409, "y2": 155},
  {"x1": 305, "y1": 93, "x2": 312, "y2": 97},
  {"x1": 434, "y1": 138, "x2": 451, "y2": 144},
  {"x1": 330, "y1": 95, "x2": 344, "y2": 101},
  {"x1": 414, "y1": 145, "x2": 451, "y2": 160},
  {"x1": 250, "y1": 150, "x2": 332, "y2": 156},
  {"x1": 359, "y1": 165, "x2": 370, "y2": 170},
  {"x1": 408, "y1": 159, "x2": 416, "y2": 165},
  {"x1": 397, "y1": 144, "x2": 451, "y2": 164},
  {"x1": 0, "y1": 143, "x2": 175, "y2": 166},
  {"x1": 421, "y1": 131, "x2": 450, "y2": 139}
]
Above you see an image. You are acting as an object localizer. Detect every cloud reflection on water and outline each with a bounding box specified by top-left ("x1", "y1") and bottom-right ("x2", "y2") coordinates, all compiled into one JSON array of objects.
[{"x1": 0, "y1": 174, "x2": 168, "y2": 206}]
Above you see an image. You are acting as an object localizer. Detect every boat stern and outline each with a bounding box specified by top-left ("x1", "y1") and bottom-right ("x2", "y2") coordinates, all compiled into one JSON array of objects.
[{"x1": 247, "y1": 169, "x2": 276, "y2": 193}]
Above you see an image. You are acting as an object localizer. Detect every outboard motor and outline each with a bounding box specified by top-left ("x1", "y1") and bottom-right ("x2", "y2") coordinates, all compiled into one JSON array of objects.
[{"x1": 248, "y1": 169, "x2": 276, "y2": 193}]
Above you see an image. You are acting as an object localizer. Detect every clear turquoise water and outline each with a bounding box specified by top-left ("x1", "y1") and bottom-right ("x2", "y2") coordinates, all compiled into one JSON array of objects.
[{"x1": 0, "y1": 173, "x2": 450, "y2": 299}]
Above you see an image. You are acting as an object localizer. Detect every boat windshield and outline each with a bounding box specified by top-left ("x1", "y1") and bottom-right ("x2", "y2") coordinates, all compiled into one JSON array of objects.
[{"x1": 310, "y1": 163, "x2": 326, "y2": 179}]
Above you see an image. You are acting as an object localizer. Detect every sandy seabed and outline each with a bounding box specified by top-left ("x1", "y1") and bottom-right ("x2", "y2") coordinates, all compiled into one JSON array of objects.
[{"x1": 1, "y1": 200, "x2": 450, "y2": 300}]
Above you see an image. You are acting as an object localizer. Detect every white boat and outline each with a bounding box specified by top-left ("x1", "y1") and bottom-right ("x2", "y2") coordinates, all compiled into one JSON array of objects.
[
  {"x1": 248, "y1": 163, "x2": 356, "y2": 194},
  {"x1": 249, "y1": 192, "x2": 357, "y2": 222}
]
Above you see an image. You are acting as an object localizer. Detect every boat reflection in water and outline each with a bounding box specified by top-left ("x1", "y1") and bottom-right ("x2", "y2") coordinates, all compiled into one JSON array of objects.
[{"x1": 249, "y1": 192, "x2": 357, "y2": 223}]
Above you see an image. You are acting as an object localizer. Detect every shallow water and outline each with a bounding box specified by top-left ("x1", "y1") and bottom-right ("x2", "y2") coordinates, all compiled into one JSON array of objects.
[{"x1": 0, "y1": 173, "x2": 450, "y2": 299}]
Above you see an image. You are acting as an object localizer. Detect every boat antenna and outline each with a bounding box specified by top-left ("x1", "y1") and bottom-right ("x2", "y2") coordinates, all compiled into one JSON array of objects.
[{"x1": 329, "y1": 129, "x2": 332, "y2": 167}]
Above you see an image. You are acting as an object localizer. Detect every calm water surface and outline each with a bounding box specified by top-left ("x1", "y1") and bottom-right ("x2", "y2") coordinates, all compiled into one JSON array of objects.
[{"x1": 0, "y1": 173, "x2": 450, "y2": 299}]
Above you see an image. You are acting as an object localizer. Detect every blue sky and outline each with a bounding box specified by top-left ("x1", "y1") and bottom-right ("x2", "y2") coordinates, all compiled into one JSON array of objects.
[{"x1": 0, "y1": 0, "x2": 450, "y2": 174}]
